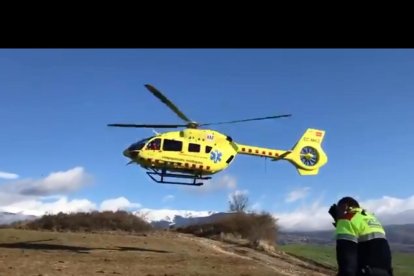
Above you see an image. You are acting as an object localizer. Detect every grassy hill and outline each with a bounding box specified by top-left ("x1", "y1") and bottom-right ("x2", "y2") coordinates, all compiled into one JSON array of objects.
[
  {"x1": 0, "y1": 228, "x2": 336, "y2": 276},
  {"x1": 4, "y1": 212, "x2": 413, "y2": 274},
  {"x1": 280, "y1": 244, "x2": 414, "y2": 276}
]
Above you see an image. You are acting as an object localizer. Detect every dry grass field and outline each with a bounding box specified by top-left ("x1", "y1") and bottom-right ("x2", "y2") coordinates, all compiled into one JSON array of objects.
[{"x1": 0, "y1": 228, "x2": 335, "y2": 276}]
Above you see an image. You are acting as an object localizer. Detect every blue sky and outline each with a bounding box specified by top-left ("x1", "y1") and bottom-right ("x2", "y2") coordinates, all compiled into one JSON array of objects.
[{"x1": 1, "y1": 49, "x2": 414, "y2": 230}]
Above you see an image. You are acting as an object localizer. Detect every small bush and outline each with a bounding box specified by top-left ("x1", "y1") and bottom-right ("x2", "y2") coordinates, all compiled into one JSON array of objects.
[
  {"x1": 178, "y1": 212, "x2": 278, "y2": 246},
  {"x1": 23, "y1": 211, "x2": 152, "y2": 233}
]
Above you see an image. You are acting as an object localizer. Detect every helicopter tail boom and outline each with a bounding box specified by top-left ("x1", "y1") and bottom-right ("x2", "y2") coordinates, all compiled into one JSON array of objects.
[{"x1": 236, "y1": 128, "x2": 327, "y2": 175}]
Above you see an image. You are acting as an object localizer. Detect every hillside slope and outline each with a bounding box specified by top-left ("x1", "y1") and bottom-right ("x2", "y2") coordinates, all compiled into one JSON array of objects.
[{"x1": 0, "y1": 229, "x2": 335, "y2": 276}]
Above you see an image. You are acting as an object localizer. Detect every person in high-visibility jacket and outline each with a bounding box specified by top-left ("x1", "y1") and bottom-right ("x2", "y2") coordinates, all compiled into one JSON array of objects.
[{"x1": 328, "y1": 197, "x2": 393, "y2": 276}]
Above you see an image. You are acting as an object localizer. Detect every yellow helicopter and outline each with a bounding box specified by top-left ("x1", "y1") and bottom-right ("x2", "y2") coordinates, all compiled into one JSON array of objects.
[{"x1": 108, "y1": 84, "x2": 328, "y2": 186}]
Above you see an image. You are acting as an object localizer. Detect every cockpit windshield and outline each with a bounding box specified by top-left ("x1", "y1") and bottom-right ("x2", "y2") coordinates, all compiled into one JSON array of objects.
[{"x1": 128, "y1": 137, "x2": 153, "y2": 151}]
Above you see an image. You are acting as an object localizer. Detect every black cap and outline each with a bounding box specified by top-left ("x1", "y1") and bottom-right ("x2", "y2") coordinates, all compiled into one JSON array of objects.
[{"x1": 337, "y1": 196, "x2": 359, "y2": 208}]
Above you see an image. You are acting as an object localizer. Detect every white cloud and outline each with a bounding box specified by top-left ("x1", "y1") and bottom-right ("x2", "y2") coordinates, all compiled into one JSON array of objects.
[
  {"x1": 362, "y1": 195, "x2": 414, "y2": 215},
  {"x1": 0, "y1": 167, "x2": 95, "y2": 216},
  {"x1": 274, "y1": 195, "x2": 414, "y2": 231},
  {"x1": 162, "y1": 195, "x2": 175, "y2": 203},
  {"x1": 100, "y1": 197, "x2": 141, "y2": 212},
  {"x1": 0, "y1": 167, "x2": 145, "y2": 219},
  {"x1": 18, "y1": 167, "x2": 92, "y2": 196},
  {"x1": 0, "y1": 192, "x2": 28, "y2": 206},
  {"x1": 361, "y1": 195, "x2": 414, "y2": 225},
  {"x1": 0, "y1": 167, "x2": 92, "y2": 206},
  {"x1": 285, "y1": 187, "x2": 310, "y2": 203},
  {"x1": 1, "y1": 197, "x2": 96, "y2": 216},
  {"x1": 3, "y1": 167, "x2": 414, "y2": 232},
  {"x1": 1, "y1": 195, "x2": 142, "y2": 217},
  {"x1": 0, "y1": 171, "x2": 19, "y2": 180},
  {"x1": 275, "y1": 198, "x2": 332, "y2": 231},
  {"x1": 187, "y1": 174, "x2": 237, "y2": 193}
]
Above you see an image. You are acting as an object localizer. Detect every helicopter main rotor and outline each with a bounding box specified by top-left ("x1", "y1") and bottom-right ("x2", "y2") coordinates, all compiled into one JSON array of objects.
[{"x1": 107, "y1": 84, "x2": 292, "y2": 129}]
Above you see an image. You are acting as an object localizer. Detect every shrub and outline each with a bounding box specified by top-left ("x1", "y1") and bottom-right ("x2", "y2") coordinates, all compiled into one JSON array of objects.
[
  {"x1": 177, "y1": 212, "x2": 278, "y2": 246},
  {"x1": 23, "y1": 211, "x2": 152, "y2": 233}
]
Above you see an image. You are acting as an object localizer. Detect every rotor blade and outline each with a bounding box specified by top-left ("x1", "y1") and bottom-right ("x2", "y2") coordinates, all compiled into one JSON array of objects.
[
  {"x1": 144, "y1": 84, "x2": 193, "y2": 124},
  {"x1": 107, "y1": 123, "x2": 187, "y2": 128},
  {"x1": 199, "y1": 114, "x2": 292, "y2": 126}
]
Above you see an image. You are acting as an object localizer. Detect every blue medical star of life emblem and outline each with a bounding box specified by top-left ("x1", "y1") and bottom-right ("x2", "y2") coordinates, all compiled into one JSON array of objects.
[{"x1": 210, "y1": 150, "x2": 222, "y2": 163}]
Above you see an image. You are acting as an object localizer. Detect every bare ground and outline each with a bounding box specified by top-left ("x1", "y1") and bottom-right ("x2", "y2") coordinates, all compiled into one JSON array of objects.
[{"x1": 0, "y1": 229, "x2": 336, "y2": 276}]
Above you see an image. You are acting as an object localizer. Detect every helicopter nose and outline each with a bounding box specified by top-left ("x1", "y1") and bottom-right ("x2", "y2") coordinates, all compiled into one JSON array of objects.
[
  {"x1": 123, "y1": 149, "x2": 131, "y2": 158},
  {"x1": 123, "y1": 149, "x2": 139, "y2": 159}
]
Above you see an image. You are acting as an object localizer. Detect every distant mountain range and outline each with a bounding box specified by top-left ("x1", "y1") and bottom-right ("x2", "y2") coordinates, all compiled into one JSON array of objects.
[
  {"x1": 0, "y1": 209, "x2": 223, "y2": 228},
  {"x1": 133, "y1": 209, "x2": 227, "y2": 229}
]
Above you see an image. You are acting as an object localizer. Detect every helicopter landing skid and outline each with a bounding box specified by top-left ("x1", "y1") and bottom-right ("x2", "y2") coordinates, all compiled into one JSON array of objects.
[{"x1": 146, "y1": 169, "x2": 211, "y2": 186}]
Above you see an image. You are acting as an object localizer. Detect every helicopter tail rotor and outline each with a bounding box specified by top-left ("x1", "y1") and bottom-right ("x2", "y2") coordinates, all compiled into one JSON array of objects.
[{"x1": 284, "y1": 129, "x2": 328, "y2": 175}]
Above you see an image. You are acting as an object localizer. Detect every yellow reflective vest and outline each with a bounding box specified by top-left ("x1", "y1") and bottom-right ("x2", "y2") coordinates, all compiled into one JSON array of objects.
[{"x1": 335, "y1": 207, "x2": 386, "y2": 243}]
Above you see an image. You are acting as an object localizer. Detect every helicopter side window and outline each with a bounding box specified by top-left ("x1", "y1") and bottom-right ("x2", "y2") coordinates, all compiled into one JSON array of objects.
[
  {"x1": 163, "y1": 139, "x2": 182, "y2": 151},
  {"x1": 205, "y1": 146, "x2": 212, "y2": 153},
  {"x1": 146, "y1": 138, "x2": 161, "y2": 150},
  {"x1": 188, "y1": 143, "x2": 200, "y2": 153}
]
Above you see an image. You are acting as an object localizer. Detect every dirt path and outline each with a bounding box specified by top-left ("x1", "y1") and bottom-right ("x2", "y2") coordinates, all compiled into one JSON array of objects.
[
  {"x1": 0, "y1": 229, "x2": 336, "y2": 276},
  {"x1": 179, "y1": 234, "x2": 335, "y2": 276}
]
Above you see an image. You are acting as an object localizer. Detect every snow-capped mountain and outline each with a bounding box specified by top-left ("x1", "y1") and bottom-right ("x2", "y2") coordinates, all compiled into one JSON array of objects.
[
  {"x1": 134, "y1": 208, "x2": 229, "y2": 229},
  {"x1": 0, "y1": 211, "x2": 38, "y2": 225},
  {"x1": 0, "y1": 208, "x2": 226, "y2": 228}
]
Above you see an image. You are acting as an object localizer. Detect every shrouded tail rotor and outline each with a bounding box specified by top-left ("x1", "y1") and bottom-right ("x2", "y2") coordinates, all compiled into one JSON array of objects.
[
  {"x1": 284, "y1": 129, "x2": 328, "y2": 175},
  {"x1": 300, "y1": 146, "x2": 319, "y2": 167}
]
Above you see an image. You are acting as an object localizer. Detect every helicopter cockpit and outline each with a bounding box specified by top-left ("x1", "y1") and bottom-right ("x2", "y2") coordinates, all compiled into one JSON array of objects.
[
  {"x1": 145, "y1": 138, "x2": 161, "y2": 150},
  {"x1": 128, "y1": 137, "x2": 153, "y2": 151},
  {"x1": 124, "y1": 137, "x2": 153, "y2": 158}
]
